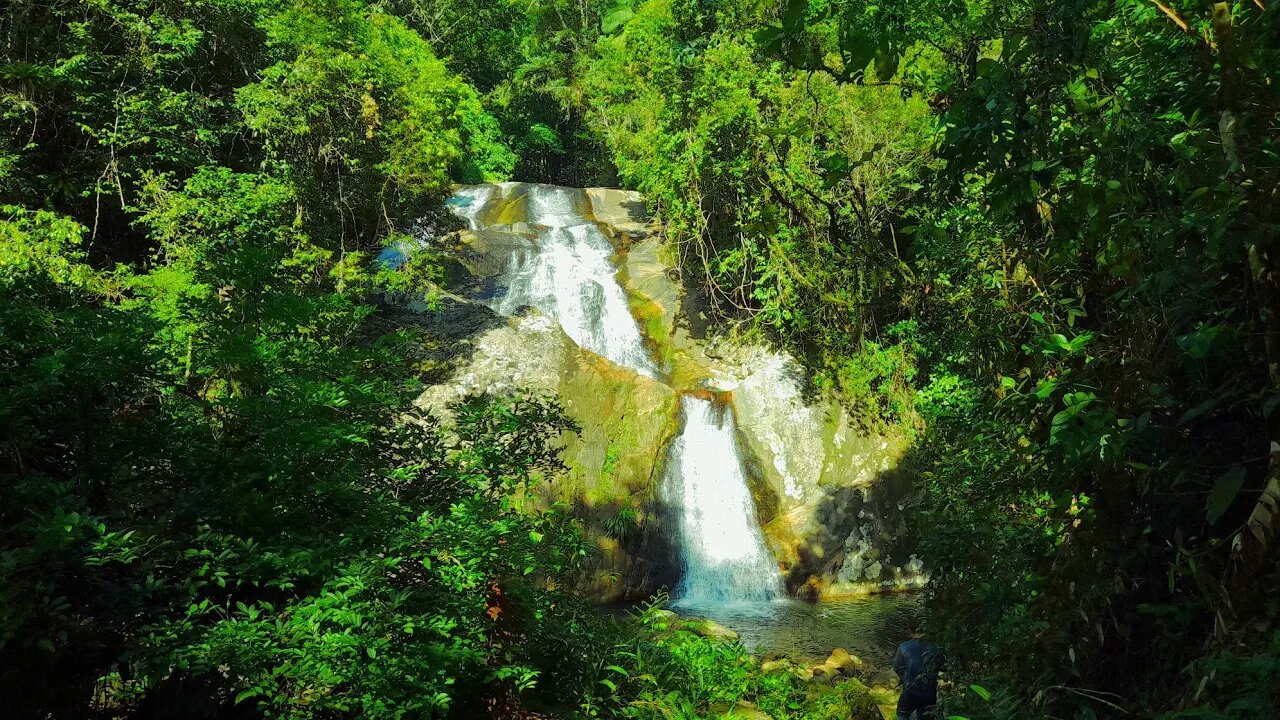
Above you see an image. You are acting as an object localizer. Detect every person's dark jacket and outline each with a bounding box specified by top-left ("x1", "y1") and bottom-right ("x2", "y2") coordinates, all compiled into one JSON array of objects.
[{"x1": 893, "y1": 638, "x2": 945, "y2": 699}]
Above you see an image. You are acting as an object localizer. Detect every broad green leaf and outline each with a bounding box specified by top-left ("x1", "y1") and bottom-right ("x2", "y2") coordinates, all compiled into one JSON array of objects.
[
  {"x1": 601, "y1": 8, "x2": 634, "y2": 34},
  {"x1": 873, "y1": 46, "x2": 900, "y2": 81},
  {"x1": 1206, "y1": 466, "x2": 1247, "y2": 525},
  {"x1": 753, "y1": 26, "x2": 785, "y2": 50},
  {"x1": 782, "y1": 0, "x2": 808, "y2": 31},
  {"x1": 839, "y1": 28, "x2": 876, "y2": 76}
]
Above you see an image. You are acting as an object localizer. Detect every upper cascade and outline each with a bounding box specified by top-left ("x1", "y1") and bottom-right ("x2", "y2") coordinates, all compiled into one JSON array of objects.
[{"x1": 454, "y1": 183, "x2": 659, "y2": 379}]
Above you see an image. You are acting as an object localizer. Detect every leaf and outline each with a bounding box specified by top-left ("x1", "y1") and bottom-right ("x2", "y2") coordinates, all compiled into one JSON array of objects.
[
  {"x1": 235, "y1": 688, "x2": 260, "y2": 704},
  {"x1": 1244, "y1": 472, "x2": 1280, "y2": 549},
  {"x1": 601, "y1": 8, "x2": 634, "y2": 34},
  {"x1": 1207, "y1": 466, "x2": 1247, "y2": 524},
  {"x1": 1178, "y1": 397, "x2": 1219, "y2": 426},
  {"x1": 873, "y1": 47, "x2": 900, "y2": 81},
  {"x1": 781, "y1": 0, "x2": 808, "y2": 31},
  {"x1": 821, "y1": 152, "x2": 849, "y2": 173},
  {"x1": 752, "y1": 26, "x2": 785, "y2": 50},
  {"x1": 975, "y1": 57, "x2": 1003, "y2": 78},
  {"x1": 1176, "y1": 324, "x2": 1225, "y2": 359},
  {"x1": 969, "y1": 684, "x2": 992, "y2": 701},
  {"x1": 839, "y1": 28, "x2": 876, "y2": 76}
]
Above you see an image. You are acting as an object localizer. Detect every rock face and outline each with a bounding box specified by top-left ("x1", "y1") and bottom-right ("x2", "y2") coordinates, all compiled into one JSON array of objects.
[
  {"x1": 413, "y1": 182, "x2": 925, "y2": 601},
  {"x1": 413, "y1": 306, "x2": 681, "y2": 600},
  {"x1": 718, "y1": 351, "x2": 926, "y2": 595},
  {"x1": 613, "y1": 206, "x2": 926, "y2": 598}
]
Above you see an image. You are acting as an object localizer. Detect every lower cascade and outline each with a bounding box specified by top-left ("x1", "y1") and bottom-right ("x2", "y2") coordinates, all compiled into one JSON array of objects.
[{"x1": 662, "y1": 397, "x2": 785, "y2": 606}]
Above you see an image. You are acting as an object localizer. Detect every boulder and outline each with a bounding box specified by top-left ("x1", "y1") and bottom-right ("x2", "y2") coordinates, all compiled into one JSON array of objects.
[
  {"x1": 445, "y1": 229, "x2": 534, "y2": 292},
  {"x1": 554, "y1": 350, "x2": 680, "y2": 506},
  {"x1": 809, "y1": 664, "x2": 839, "y2": 684},
  {"x1": 585, "y1": 187, "x2": 649, "y2": 236},
  {"x1": 414, "y1": 310, "x2": 574, "y2": 416},
  {"x1": 824, "y1": 647, "x2": 863, "y2": 675},
  {"x1": 866, "y1": 669, "x2": 900, "y2": 691},
  {"x1": 688, "y1": 619, "x2": 740, "y2": 643},
  {"x1": 831, "y1": 679, "x2": 883, "y2": 720},
  {"x1": 646, "y1": 609, "x2": 679, "y2": 631},
  {"x1": 789, "y1": 666, "x2": 814, "y2": 682},
  {"x1": 795, "y1": 576, "x2": 823, "y2": 602},
  {"x1": 616, "y1": 236, "x2": 681, "y2": 373},
  {"x1": 760, "y1": 658, "x2": 793, "y2": 674}
]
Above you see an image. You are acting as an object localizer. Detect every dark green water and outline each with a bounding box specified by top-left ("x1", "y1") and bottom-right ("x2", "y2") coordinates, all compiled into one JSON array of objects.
[{"x1": 672, "y1": 593, "x2": 920, "y2": 663}]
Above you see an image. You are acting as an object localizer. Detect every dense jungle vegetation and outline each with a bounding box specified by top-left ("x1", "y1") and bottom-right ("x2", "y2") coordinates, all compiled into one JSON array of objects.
[{"x1": 2, "y1": 0, "x2": 1279, "y2": 718}]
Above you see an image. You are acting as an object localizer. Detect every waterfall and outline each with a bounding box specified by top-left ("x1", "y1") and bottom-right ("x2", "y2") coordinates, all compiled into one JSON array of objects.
[
  {"x1": 447, "y1": 184, "x2": 497, "y2": 230},
  {"x1": 663, "y1": 398, "x2": 784, "y2": 607},
  {"x1": 453, "y1": 183, "x2": 782, "y2": 605},
  {"x1": 488, "y1": 185, "x2": 659, "y2": 378}
]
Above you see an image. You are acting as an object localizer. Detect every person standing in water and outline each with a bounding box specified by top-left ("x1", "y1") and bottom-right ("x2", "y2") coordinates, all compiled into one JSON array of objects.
[{"x1": 893, "y1": 618, "x2": 945, "y2": 719}]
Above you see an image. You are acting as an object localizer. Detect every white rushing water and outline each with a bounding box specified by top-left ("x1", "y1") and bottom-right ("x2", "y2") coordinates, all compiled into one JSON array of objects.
[
  {"x1": 452, "y1": 183, "x2": 782, "y2": 605},
  {"x1": 482, "y1": 185, "x2": 659, "y2": 378},
  {"x1": 448, "y1": 184, "x2": 497, "y2": 231},
  {"x1": 663, "y1": 398, "x2": 785, "y2": 607}
]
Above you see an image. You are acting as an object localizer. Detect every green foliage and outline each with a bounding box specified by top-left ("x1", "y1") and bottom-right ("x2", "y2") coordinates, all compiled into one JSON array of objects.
[
  {"x1": 0, "y1": 189, "x2": 600, "y2": 716},
  {"x1": 0, "y1": 1, "x2": 620, "y2": 718},
  {"x1": 567, "y1": 0, "x2": 1280, "y2": 716},
  {"x1": 383, "y1": 0, "x2": 617, "y2": 183},
  {"x1": 576, "y1": 598, "x2": 883, "y2": 720},
  {"x1": 576, "y1": 0, "x2": 932, "y2": 426}
]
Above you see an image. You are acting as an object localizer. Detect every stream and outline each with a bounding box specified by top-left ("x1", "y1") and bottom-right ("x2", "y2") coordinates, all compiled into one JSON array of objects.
[{"x1": 673, "y1": 594, "x2": 919, "y2": 662}]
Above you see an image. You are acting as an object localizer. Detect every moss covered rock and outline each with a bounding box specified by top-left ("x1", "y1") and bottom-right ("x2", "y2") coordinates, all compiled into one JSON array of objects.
[
  {"x1": 687, "y1": 618, "x2": 740, "y2": 643},
  {"x1": 722, "y1": 701, "x2": 773, "y2": 720},
  {"x1": 585, "y1": 187, "x2": 649, "y2": 237},
  {"x1": 826, "y1": 679, "x2": 883, "y2": 720}
]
